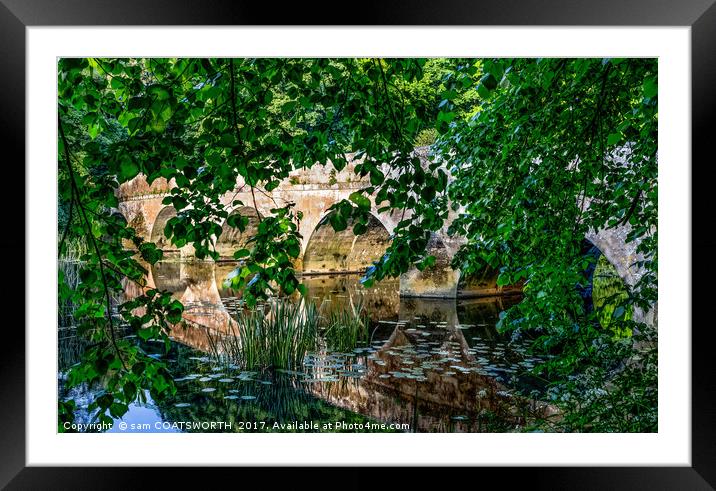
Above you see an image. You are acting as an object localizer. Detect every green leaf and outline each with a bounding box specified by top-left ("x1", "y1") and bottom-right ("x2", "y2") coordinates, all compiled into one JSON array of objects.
[
  {"x1": 352, "y1": 222, "x2": 367, "y2": 235},
  {"x1": 643, "y1": 76, "x2": 657, "y2": 99},
  {"x1": 329, "y1": 212, "x2": 348, "y2": 232},
  {"x1": 233, "y1": 248, "x2": 250, "y2": 259},
  {"x1": 480, "y1": 73, "x2": 498, "y2": 90},
  {"x1": 119, "y1": 160, "x2": 140, "y2": 181},
  {"x1": 281, "y1": 100, "x2": 297, "y2": 113},
  {"x1": 477, "y1": 84, "x2": 491, "y2": 99},
  {"x1": 437, "y1": 111, "x2": 455, "y2": 123},
  {"x1": 369, "y1": 168, "x2": 385, "y2": 186},
  {"x1": 607, "y1": 133, "x2": 621, "y2": 146},
  {"x1": 349, "y1": 192, "x2": 371, "y2": 211},
  {"x1": 420, "y1": 185, "x2": 436, "y2": 202},
  {"x1": 137, "y1": 328, "x2": 153, "y2": 341}
]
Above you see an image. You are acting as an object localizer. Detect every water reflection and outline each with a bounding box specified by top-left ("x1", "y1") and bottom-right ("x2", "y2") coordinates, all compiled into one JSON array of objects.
[
  {"x1": 303, "y1": 294, "x2": 549, "y2": 432},
  {"x1": 302, "y1": 274, "x2": 400, "y2": 322},
  {"x1": 62, "y1": 259, "x2": 553, "y2": 432},
  {"x1": 151, "y1": 251, "x2": 184, "y2": 296}
]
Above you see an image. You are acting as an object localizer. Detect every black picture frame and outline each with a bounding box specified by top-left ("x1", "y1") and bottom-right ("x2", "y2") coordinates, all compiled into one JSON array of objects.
[{"x1": 2, "y1": 1, "x2": 712, "y2": 488}]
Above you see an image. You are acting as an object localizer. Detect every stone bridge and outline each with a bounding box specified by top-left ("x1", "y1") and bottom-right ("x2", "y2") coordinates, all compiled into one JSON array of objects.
[{"x1": 117, "y1": 148, "x2": 645, "y2": 300}]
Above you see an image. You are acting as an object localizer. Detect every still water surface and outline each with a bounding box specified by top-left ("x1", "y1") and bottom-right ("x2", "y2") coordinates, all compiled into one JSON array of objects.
[{"x1": 60, "y1": 260, "x2": 552, "y2": 433}]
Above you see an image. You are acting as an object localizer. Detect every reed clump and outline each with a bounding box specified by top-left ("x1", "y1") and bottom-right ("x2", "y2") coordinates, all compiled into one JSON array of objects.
[
  {"x1": 320, "y1": 299, "x2": 370, "y2": 352},
  {"x1": 208, "y1": 296, "x2": 373, "y2": 370},
  {"x1": 212, "y1": 300, "x2": 319, "y2": 370}
]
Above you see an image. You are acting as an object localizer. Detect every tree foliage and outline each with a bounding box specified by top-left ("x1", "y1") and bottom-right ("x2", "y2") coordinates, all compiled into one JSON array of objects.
[
  {"x1": 58, "y1": 57, "x2": 466, "y2": 428},
  {"x1": 438, "y1": 58, "x2": 657, "y2": 430},
  {"x1": 58, "y1": 57, "x2": 657, "y2": 432}
]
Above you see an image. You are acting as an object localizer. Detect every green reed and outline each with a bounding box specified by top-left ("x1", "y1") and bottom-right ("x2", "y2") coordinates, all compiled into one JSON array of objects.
[
  {"x1": 212, "y1": 300, "x2": 320, "y2": 370},
  {"x1": 320, "y1": 298, "x2": 370, "y2": 352}
]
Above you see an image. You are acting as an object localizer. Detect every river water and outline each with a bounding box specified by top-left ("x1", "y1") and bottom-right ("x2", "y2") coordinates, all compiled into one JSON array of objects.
[{"x1": 59, "y1": 260, "x2": 553, "y2": 433}]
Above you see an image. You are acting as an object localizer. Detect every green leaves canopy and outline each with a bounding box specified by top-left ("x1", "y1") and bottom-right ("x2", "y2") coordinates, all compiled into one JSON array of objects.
[
  {"x1": 58, "y1": 57, "x2": 469, "y2": 428},
  {"x1": 58, "y1": 57, "x2": 657, "y2": 432},
  {"x1": 438, "y1": 58, "x2": 657, "y2": 431}
]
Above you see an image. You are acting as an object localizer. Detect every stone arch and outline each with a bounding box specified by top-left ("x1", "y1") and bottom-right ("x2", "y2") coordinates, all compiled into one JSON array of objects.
[
  {"x1": 302, "y1": 210, "x2": 391, "y2": 274},
  {"x1": 399, "y1": 233, "x2": 460, "y2": 298},
  {"x1": 584, "y1": 228, "x2": 643, "y2": 289},
  {"x1": 215, "y1": 206, "x2": 261, "y2": 260},
  {"x1": 150, "y1": 206, "x2": 179, "y2": 253}
]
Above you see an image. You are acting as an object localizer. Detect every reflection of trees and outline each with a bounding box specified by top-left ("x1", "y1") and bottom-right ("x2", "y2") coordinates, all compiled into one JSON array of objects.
[
  {"x1": 58, "y1": 377, "x2": 106, "y2": 431},
  {"x1": 302, "y1": 274, "x2": 400, "y2": 322},
  {"x1": 58, "y1": 329, "x2": 91, "y2": 371},
  {"x1": 456, "y1": 295, "x2": 523, "y2": 343},
  {"x1": 154, "y1": 345, "x2": 392, "y2": 432}
]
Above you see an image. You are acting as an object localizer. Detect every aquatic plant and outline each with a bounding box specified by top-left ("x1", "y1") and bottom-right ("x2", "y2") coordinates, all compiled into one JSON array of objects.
[
  {"x1": 320, "y1": 299, "x2": 370, "y2": 352},
  {"x1": 212, "y1": 300, "x2": 319, "y2": 370}
]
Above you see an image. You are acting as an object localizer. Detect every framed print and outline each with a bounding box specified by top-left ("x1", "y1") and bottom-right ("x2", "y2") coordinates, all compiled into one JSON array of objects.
[{"x1": 2, "y1": 0, "x2": 714, "y2": 487}]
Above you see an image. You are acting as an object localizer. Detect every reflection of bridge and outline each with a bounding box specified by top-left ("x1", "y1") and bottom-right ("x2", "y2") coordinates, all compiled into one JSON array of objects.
[
  {"x1": 143, "y1": 271, "x2": 556, "y2": 432},
  {"x1": 302, "y1": 293, "x2": 556, "y2": 432},
  {"x1": 117, "y1": 148, "x2": 643, "y2": 300},
  {"x1": 307, "y1": 321, "x2": 556, "y2": 432},
  {"x1": 130, "y1": 249, "x2": 560, "y2": 431}
]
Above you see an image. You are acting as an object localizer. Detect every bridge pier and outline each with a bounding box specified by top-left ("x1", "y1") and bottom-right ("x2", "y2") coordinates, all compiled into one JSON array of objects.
[{"x1": 398, "y1": 233, "x2": 461, "y2": 298}]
